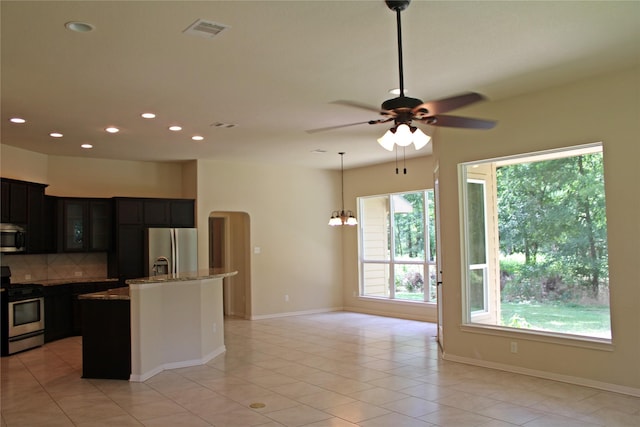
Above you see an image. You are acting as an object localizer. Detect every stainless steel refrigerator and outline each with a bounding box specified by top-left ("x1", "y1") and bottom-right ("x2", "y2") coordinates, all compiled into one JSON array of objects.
[{"x1": 145, "y1": 228, "x2": 198, "y2": 276}]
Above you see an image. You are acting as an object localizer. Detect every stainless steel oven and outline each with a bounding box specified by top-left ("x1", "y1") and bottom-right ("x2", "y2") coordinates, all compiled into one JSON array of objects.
[
  {"x1": 1, "y1": 267, "x2": 45, "y2": 356},
  {"x1": 0, "y1": 223, "x2": 27, "y2": 253},
  {"x1": 8, "y1": 295, "x2": 45, "y2": 354}
]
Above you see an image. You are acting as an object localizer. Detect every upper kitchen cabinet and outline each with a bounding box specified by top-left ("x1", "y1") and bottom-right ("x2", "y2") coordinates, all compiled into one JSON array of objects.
[
  {"x1": 170, "y1": 200, "x2": 195, "y2": 227},
  {"x1": 143, "y1": 199, "x2": 195, "y2": 227},
  {"x1": 1, "y1": 178, "x2": 50, "y2": 253},
  {"x1": 58, "y1": 198, "x2": 112, "y2": 252},
  {"x1": 1, "y1": 178, "x2": 43, "y2": 224}
]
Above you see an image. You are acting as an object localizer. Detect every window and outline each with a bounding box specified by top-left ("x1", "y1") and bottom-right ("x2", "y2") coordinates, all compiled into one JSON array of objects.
[
  {"x1": 358, "y1": 190, "x2": 437, "y2": 303},
  {"x1": 460, "y1": 143, "x2": 611, "y2": 340}
]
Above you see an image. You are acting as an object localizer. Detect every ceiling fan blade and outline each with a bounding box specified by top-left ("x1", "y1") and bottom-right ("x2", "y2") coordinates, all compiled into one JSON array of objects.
[
  {"x1": 413, "y1": 92, "x2": 486, "y2": 115},
  {"x1": 424, "y1": 114, "x2": 496, "y2": 129},
  {"x1": 331, "y1": 100, "x2": 385, "y2": 114},
  {"x1": 305, "y1": 118, "x2": 391, "y2": 134}
]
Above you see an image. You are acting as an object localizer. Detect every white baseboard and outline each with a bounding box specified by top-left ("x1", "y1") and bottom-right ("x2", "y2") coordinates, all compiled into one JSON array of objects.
[
  {"x1": 443, "y1": 352, "x2": 640, "y2": 398},
  {"x1": 250, "y1": 307, "x2": 343, "y2": 320},
  {"x1": 343, "y1": 305, "x2": 436, "y2": 323},
  {"x1": 129, "y1": 345, "x2": 227, "y2": 382}
]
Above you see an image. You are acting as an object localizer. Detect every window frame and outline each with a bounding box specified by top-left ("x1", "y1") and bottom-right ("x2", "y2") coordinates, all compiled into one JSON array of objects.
[
  {"x1": 458, "y1": 142, "x2": 612, "y2": 345},
  {"x1": 357, "y1": 190, "x2": 437, "y2": 304}
]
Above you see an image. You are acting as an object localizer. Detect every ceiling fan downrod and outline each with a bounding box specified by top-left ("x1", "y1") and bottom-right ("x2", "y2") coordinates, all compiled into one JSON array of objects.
[{"x1": 386, "y1": 0, "x2": 411, "y2": 98}]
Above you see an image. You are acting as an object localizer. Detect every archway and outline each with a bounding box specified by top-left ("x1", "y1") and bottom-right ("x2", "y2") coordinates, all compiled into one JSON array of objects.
[{"x1": 209, "y1": 211, "x2": 251, "y2": 318}]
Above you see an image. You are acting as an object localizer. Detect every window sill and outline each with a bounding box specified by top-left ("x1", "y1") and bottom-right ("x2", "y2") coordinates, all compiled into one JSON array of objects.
[
  {"x1": 357, "y1": 295, "x2": 436, "y2": 306},
  {"x1": 460, "y1": 323, "x2": 613, "y2": 352}
]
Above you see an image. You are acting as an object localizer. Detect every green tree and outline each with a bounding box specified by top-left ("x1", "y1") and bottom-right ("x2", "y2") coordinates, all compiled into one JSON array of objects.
[
  {"x1": 497, "y1": 153, "x2": 608, "y2": 299},
  {"x1": 394, "y1": 193, "x2": 425, "y2": 259}
]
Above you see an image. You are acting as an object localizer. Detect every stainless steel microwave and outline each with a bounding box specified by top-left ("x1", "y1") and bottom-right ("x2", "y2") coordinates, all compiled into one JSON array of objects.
[{"x1": 0, "y1": 223, "x2": 26, "y2": 253}]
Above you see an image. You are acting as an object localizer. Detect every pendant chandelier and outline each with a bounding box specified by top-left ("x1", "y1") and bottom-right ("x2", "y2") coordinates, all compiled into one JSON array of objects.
[{"x1": 328, "y1": 152, "x2": 358, "y2": 226}]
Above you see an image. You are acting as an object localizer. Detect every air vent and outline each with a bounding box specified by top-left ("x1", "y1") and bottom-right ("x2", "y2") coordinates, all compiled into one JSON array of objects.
[
  {"x1": 211, "y1": 122, "x2": 237, "y2": 129},
  {"x1": 183, "y1": 19, "x2": 230, "y2": 39}
]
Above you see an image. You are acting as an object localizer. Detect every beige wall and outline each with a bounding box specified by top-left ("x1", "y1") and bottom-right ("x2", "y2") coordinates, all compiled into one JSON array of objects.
[
  {"x1": 343, "y1": 155, "x2": 438, "y2": 322},
  {"x1": 2, "y1": 66, "x2": 638, "y2": 393},
  {"x1": 195, "y1": 159, "x2": 343, "y2": 319},
  {"x1": 0, "y1": 145, "x2": 186, "y2": 198},
  {"x1": 434, "y1": 66, "x2": 640, "y2": 394}
]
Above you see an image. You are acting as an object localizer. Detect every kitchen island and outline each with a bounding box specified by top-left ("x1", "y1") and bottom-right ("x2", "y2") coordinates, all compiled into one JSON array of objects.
[{"x1": 80, "y1": 269, "x2": 237, "y2": 382}]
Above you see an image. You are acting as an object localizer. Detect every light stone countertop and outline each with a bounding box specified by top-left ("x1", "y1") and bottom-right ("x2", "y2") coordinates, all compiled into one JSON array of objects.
[
  {"x1": 76, "y1": 269, "x2": 237, "y2": 301},
  {"x1": 25, "y1": 277, "x2": 119, "y2": 287},
  {"x1": 77, "y1": 287, "x2": 130, "y2": 300},
  {"x1": 125, "y1": 269, "x2": 237, "y2": 286}
]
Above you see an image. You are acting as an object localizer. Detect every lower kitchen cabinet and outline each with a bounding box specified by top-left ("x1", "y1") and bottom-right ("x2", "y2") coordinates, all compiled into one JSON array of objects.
[
  {"x1": 45, "y1": 281, "x2": 121, "y2": 342},
  {"x1": 81, "y1": 299, "x2": 131, "y2": 380},
  {"x1": 44, "y1": 285, "x2": 73, "y2": 343}
]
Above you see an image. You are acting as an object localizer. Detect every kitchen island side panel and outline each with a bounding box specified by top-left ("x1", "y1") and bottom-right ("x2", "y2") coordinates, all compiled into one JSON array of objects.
[{"x1": 129, "y1": 277, "x2": 227, "y2": 382}]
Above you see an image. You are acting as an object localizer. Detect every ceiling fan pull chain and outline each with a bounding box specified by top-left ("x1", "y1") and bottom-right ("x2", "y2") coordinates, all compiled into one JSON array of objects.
[
  {"x1": 395, "y1": 146, "x2": 399, "y2": 174},
  {"x1": 403, "y1": 146, "x2": 407, "y2": 174}
]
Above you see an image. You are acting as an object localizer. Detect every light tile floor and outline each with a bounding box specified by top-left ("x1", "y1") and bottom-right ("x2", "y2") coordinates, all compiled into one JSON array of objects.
[{"x1": 1, "y1": 312, "x2": 639, "y2": 426}]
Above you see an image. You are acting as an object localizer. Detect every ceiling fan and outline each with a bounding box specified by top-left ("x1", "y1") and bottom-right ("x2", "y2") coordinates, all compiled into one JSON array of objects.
[{"x1": 307, "y1": 0, "x2": 496, "y2": 149}]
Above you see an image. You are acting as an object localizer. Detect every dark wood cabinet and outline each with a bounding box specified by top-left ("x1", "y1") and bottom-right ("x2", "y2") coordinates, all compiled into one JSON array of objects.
[
  {"x1": 45, "y1": 281, "x2": 120, "y2": 342},
  {"x1": 81, "y1": 298, "x2": 131, "y2": 380},
  {"x1": 44, "y1": 284, "x2": 73, "y2": 343},
  {"x1": 8, "y1": 181, "x2": 28, "y2": 224},
  {"x1": 116, "y1": 198, "x2": 143, "y2": 225},
  {"x1": 109, "y1": 197, "x2": 194, "y2": 281},
  {"x1": 1, "y1": 178, "x2": 49, "y2": 253},
  {"x1": 58, "y1": 198, "x2": 112, "y2": 252},
  {"x1": 144, "y1": 199, "x2": 170, "y2": 226},
  {"x1": 170, "y1": 200, "x2": 195, "y2": 227}
]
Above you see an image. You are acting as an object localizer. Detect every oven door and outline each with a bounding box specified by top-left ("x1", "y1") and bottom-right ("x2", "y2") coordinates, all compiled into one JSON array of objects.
[{"x1": 8, "y1": 297, "x2": 45, "y2": 337}]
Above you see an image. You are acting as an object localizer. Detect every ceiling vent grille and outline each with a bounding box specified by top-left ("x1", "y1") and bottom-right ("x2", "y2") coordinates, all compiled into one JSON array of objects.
[{"x1": 183, "y1": 19, "x2": 230, "y2": 39}]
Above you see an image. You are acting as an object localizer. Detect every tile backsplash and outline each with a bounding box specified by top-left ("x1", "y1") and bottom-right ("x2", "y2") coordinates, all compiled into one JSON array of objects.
[{"x1": 0, "y1": 253, "x2": 107, "y2": 283}]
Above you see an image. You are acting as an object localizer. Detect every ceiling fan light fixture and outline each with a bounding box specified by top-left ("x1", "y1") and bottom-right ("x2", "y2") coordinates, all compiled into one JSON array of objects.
[
  {"x1": 412, "y1": 127, "x2": 431, "y2": 150},
  {"x1": 377, "y1": 129, "x2": 396, "y2": 151},
  {"x1": 378, "y1": 123, "x2": 431, "y2": 151},
  {"x1": 394, "y1": 123, "x2": 413, "y2": 147}
]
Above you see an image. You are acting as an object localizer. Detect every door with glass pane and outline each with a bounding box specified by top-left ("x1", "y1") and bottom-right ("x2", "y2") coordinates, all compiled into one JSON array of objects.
[{"x1": 434, "y1": 167, "x2": 444, "y2": 349}]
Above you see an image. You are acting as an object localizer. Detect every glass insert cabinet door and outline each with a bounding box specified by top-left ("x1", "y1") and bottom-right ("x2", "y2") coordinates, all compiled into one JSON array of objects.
[{"x1": 64, "y1": 200, "x2": 86, "y2": 251}]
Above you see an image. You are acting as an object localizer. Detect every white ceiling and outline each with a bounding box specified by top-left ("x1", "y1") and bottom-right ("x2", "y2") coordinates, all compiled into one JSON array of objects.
[{"x1": 2, "y1": 1, "x2": 639, "y2": 170}]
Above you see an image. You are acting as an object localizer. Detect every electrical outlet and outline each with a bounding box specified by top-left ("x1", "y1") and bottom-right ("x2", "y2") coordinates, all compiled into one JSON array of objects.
[
  {"x1": 510, "y1": 341, "x2": 518, "y2": 353},
  {"x1": 212, "y1": 323, "x2": 217, "y2": 333},
  {"x1": 284, "y1": 294, "x2": 289, "y2": 302},
  {"x1": 24, "y1": 274, "x2": 31, "y2": 280},
  {"x1": 74, "y1": 271, "x2": 83, "y2": 277}
]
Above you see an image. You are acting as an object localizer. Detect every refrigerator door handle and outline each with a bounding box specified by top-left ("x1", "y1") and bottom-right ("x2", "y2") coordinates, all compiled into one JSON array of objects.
[{"x1": 171, "y1": 229, "x2": 177, "y2": 275}]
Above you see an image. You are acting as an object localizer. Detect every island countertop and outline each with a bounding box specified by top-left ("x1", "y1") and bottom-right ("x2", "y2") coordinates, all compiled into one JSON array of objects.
[
  {"x1": 125, "y1": 268, "x2": 238, "y2": 285},
  {"x1": 78, "y1": 287, "x2": 130, "y2": 300}
]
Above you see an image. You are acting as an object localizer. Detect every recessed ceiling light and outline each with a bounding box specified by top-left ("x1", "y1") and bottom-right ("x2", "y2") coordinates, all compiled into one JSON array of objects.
[
  {"x1": 81, "y1": 143, "x2": 93, "y2": 149},
  {"x1": 105, "y1": 127, "x2": 119, "y2": 133},
  {"x1": 311, "y1": 149, "x2": 327, "y2": 154},
  {"x1": 50, "y1": 132, "x2": 63, "y2": 138},
  {"x1": 141, "y1": 113, "x2": 156, "y2": 119},
  {"x1": 191, "y1": 135, "x2": 204, "y2": 141},
  {"x1": 65, "y1": 21, "x2": 95, "y2": 33},
  {"x1": 9, "y1": 117, "x2": 26, "y2": 124},
  {"x1": 169, "y1": 126, "x2": 182, "y2": 131}
]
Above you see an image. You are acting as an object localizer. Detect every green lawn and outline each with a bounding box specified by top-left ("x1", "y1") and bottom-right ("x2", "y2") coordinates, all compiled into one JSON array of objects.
[{"x1": 500, "y1": 301, "x2": 611, "y2": 338}]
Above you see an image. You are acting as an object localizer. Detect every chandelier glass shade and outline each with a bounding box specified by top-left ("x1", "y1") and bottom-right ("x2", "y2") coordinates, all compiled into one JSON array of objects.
[
  {"x1": 328, "y1": 210, "x2": 358, "y2": 226},
  {"x1": 328, "y1": 152, "x2": 358, "y2": 227},
  {"x1": 377, "y1": 123, "x2": 431, "y2": 151}
]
